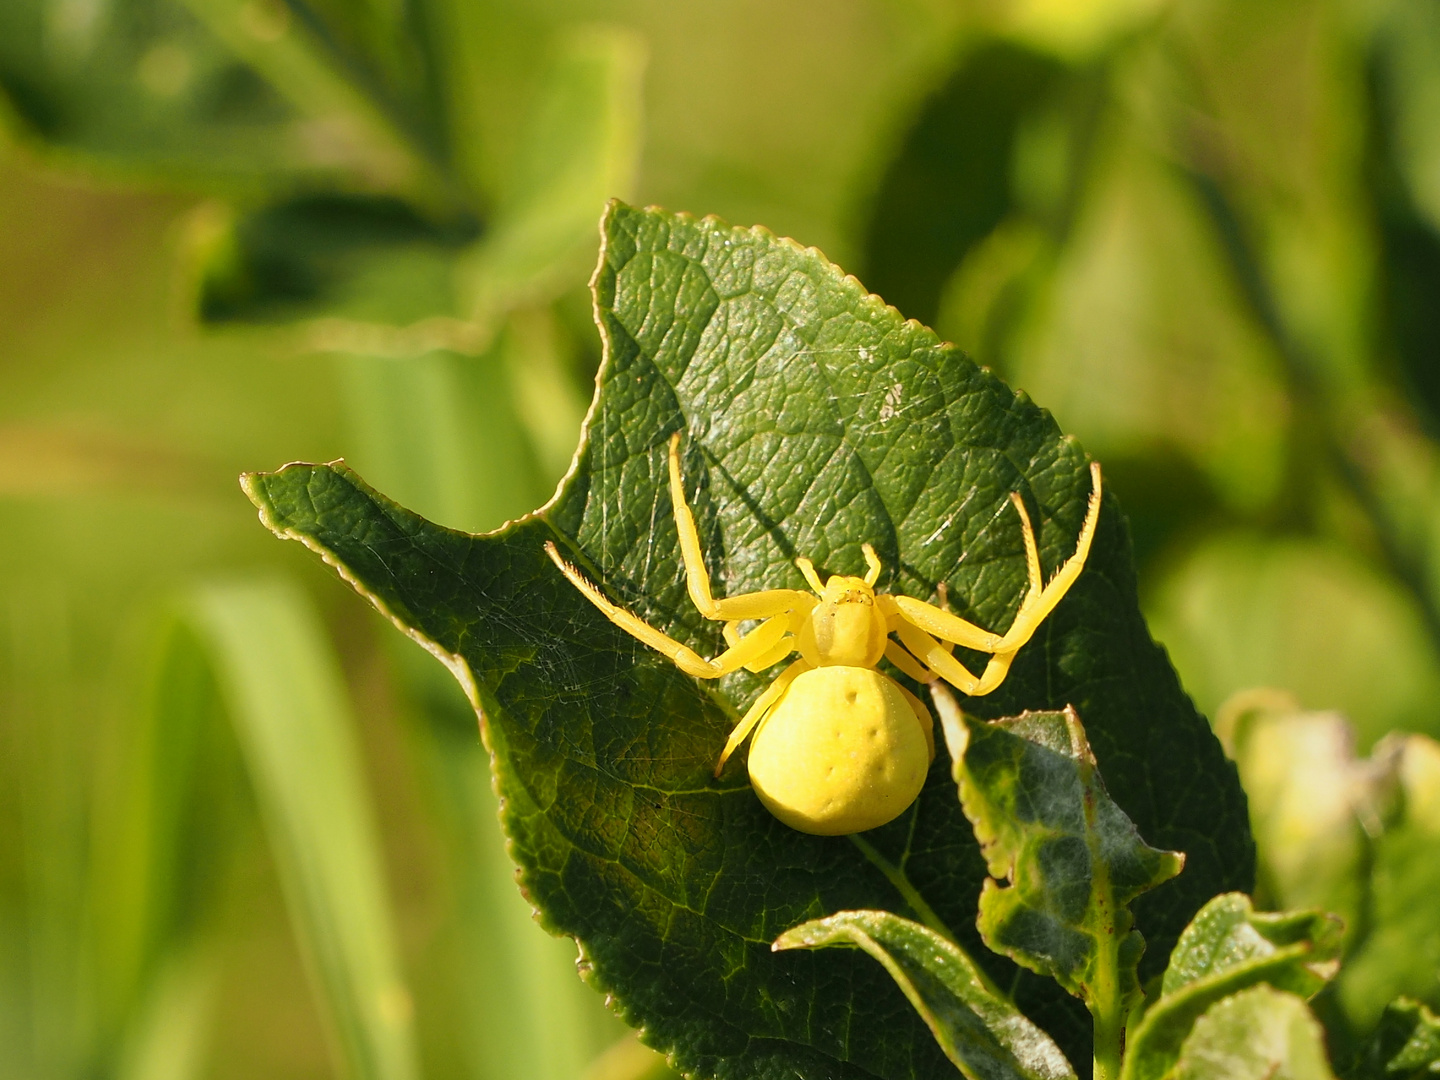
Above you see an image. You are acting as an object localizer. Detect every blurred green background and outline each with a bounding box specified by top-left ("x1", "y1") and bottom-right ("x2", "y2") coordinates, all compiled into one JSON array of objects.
[{"x1": 3, "y1": 0, "x2": 1440, "y2": 1077}]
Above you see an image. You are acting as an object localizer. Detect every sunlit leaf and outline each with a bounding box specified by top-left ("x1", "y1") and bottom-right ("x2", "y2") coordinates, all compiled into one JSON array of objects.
[
  {"x1": 775, "y1": 909, "x2": 1077, "y2": 1080},
  {"x1": 456, "y1": 26, "x2": 646, "y2": 324},
  {"x1": 244, "y1": 201, "x2": 1251, "y2": 1077},
  {"x1": 113, "y1": 944, "x2": 217, "y2": 1080},
  {"x1": 1213, "y1": 692, "x2": 1440, "y2": 1030},
  {"x1": 1168, "y1": 985, "x2": 1336, "y2": 1080},
  {"x1": 937, "y1": 699, "x2": 1183, "y2": 1043},
  {"x1": 1122, "y1": 893, "x2": 1341, "y2": 1080},
  {"x1": 1214, "y1": 692, "x2": 1391, "y2": 944},
  {"x1": 1338, "y1": 733, "x2": 1440, "y2": 1027}
]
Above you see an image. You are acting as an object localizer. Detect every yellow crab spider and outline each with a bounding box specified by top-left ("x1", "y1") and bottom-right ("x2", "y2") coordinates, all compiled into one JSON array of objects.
[{"x1": 544, "y1": 433, "x2": 1102, "y2": 836}]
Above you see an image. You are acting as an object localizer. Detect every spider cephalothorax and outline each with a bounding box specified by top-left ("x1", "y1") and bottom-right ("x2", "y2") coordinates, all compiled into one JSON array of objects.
[{"x1": 545, "y1": 433, "x2": 1101, "y2": 836}]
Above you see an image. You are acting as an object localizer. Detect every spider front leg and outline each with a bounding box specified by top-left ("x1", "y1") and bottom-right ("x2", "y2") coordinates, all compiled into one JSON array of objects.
[
  {"x1": 714, "y1": 658, "x2": 809, "y2": 774},
  {"x1": 667, "y1": 432, "x2": 813, "y2": 621},
  {"x1": 545, "y1": 542, "x2": 802, "y2": 678}
]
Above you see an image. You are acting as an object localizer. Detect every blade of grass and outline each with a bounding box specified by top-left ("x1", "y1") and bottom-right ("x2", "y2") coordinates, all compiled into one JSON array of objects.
[
  {"x1": 89, "y1": 617, "x2": 239, "y2": 1054},
  {"x1": 187, "y1": 578, "x2": 420, "y2": 1080},
  {"x1": 114, "y1": 943, "x2": 218, "y2": 1080},
  {"x1": 5, "y1": 585, "x2": 92, "y2": 1079}
]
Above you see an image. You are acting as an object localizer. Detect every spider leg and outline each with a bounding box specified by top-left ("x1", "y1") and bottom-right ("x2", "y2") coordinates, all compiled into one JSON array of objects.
[
  {"x1": 546, "y1": 542, "x2": 794, "y2": 678},
  {"x1": 987, "y1": 461, "x2": 1102, "y2": 654},
  {"x1": 894, "y1": 620, "x2": 1019, "y2": 697},
  {"x1": 715, "y1": 658, "x2": 810, "y2": 774},
  {"x1": 887, "y1": 462, "x2": 1102, "y2": 657},
  {"x1": 862, "y1": 543, "x2": 883, "y2": 587},
  {"x1": 743, "y1": 620, "x2": 802, "y2": 672},
  {"x1": 795, "y1": 556, "x2": 825, "y2": 595},
  {"x1": 668, "y1": 433, "x2": 813, "y2": 620},
  {"x1": 884, "y1": 639, "x2": 935, "y2": 683},
  {"x1": 887, "y1": 595, "x2": 1004, "y2": 652},
  {"x1": 1010, "y1": 491, "x2": 1044, "y2": 598}
]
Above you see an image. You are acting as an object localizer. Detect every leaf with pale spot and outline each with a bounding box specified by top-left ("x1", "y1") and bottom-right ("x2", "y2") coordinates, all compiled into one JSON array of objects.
[{"x1": 243, "y1": 201, "x2": 1251, "y2": 1079}]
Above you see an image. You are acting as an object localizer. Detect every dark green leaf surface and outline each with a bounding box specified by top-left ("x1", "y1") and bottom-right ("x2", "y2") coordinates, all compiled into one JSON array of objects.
[
  {"x1": 942, "y1": 704, "x2": 1183, "y2": 1023},
  {"x1": 775, "y1": 910, "x2": 1077, "y2": 1080},
  {"x1": 1123, "y1": 893, "x2": 1342, "y2": 1080},
  {"x1": 1169, "y1": 986, "x2": 1336, "y2": 1080},
  {"x1": 198, "y1": 193, "x2": 478, "y2": 325},
  {"x1": 243, "y1": 202, "x2": 1251, "y2": 1078}
]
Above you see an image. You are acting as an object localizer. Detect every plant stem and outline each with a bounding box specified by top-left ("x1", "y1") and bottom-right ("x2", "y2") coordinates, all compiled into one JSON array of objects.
[{"x1": 1093, "y1": 1006, "x2": 1124, "y2": 1080}]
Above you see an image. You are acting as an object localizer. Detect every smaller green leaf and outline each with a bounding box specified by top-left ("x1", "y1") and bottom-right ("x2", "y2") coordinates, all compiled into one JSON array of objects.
[
  {"x1": 1162, "y1": 893, "x2": 1342, "y2": 998},
  {"x1": 774, "y1": 910, "x2": 1076, "y2": 1080},
  {"x1": 114, "y1": 944, "x2": 217, "y2": 1080},
  {"x1": 1349, "y1": 998, "x2": 1440, "y2": 1079},
  {"x1": 1123, "y1": 894, "x2": 1342, "y2": 1080},
  {"x1": 937, "y1": 694, "x2": 1184, "y2": 1033},
  {"x1": 1168, "y1": 985, "x2": 1336, "y2": 1080}
]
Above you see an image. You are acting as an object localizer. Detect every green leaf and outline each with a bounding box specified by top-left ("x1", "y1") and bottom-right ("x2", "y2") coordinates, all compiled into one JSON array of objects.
[
  {"x1": 1377, "y1": 0, "x2": 1440, "y2": 234},
  {"x1": 397, "y1": 646, "x2": 637, "y2": 1080},
  {"x1": 1122, "y1": 893, "x2": 1342, "y2": 1080},
  {"x1": 113, "y1": 944, "x2": 217, "y2": 1080},
  {"x1": 333, "y1": 340, "x2": 548, "y2": 533},
  {"x1": 938, "y1": 700, "x2": 1183, "y2": 1042},
  {"x1": 1348, "y1": 997, "x2": 1440, "y2": 1079},
  {"x1": 456, "y1": 26, "x2": 646, "y2": 324},
  {"x1": 185, "y1": 579, "x2": 419, "y2": 1080},
  {"x1": 859, "y1": 41, "x2": 1067, "y2": 328},
  {"x1": 87, "y1": 614, "x2": 242, "y2": 1048},
  {"x1": 1161, "y1": 894, "x2": 1342, "y2": 998},
  {"x1": 0, "y1": 0, "x2": 305, "y2": 186},
  {"x1": 1168, "y1": 985, "x2": 1337, "y2": 1080},
  {"x1": 198, "y1": 26, "x2": 642, "y2": 334},
  {"x1": 774, "y1": 910, "x2": 1077, "y2": 1080},
  {"x1": 196, "y1": 194, "x2": 478, "y2": 326},
  {"x1": 1005, "y1": 119, "x2": 1290, "y2": 517},
  {"x1": 1216, "y1": 693, "x2": 1440, "y2": 1030},
  {"x1": 169, "y1": 0, "x2": 455, "y2": 209},
  {"x1": 1336, "y1": 733, "x2": 1440, "y2": 1027},
  {"x1": 0, "y1": 0, "x2": 446, "y2": 197},
  {"x1": 243, "y1": 201, "x2": 1252, "y2": 1078},
  {"x1": 1214, "y1": 692, "x2": 1387, "y2": 947},
  {"x1": 1148, "y1": 536, "x2": 1440, "y2": 749}
]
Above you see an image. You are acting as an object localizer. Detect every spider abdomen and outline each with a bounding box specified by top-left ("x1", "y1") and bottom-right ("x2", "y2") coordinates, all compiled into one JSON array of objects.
[{"x1": 747, "y1": 667, "x2": 929, "y2": 836}]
